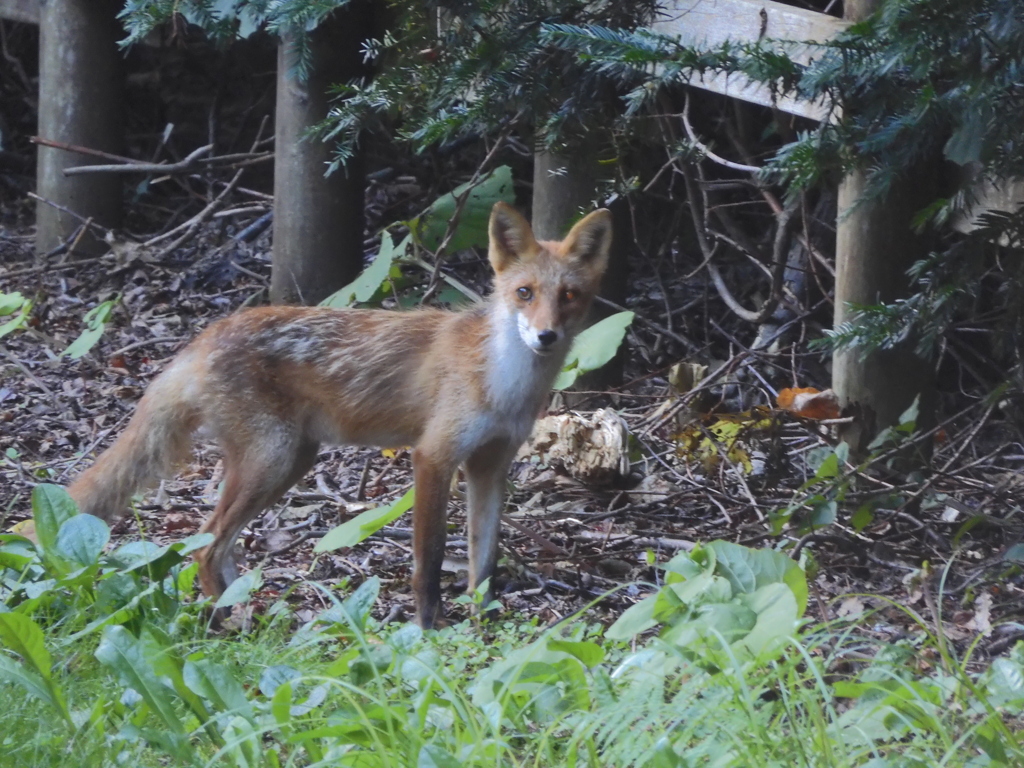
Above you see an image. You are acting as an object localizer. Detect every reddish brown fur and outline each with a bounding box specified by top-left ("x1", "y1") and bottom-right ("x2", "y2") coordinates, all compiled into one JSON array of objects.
[{"x1": 68, "y1": 202, "x2": 612, "y2": 627}]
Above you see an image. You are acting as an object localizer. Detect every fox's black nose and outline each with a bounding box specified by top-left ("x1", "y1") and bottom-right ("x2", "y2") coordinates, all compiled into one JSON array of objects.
[{"x1": 538, "y1": 330, "x2": 558, "y2": 347}]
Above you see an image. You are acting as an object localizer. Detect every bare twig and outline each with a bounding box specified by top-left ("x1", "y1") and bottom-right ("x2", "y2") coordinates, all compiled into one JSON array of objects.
[
  {"x1": 594, "y1": 295, "x2": 700, "y2": 354},
  {"x1": 63, "y1": 144, "x2": 214, "y2": 176},
  {"x1": 501, "y1": 515, "x2": 568, "y2": 556},
  {"x1": 31, "y1": 135, "x2": 142, "y2": 166},
  {"x1": 27, "y1": 192, "x2": 112, "y2": 238},
  {"x1": 1, "y1": 350, "x2": 57, "y2": 405},
  {"x1": 420, "y1": 117, "x2": 519, "y2": 299},
  {"x1": 682, "y1": 163, "x2": 797, "y2": 324},
  {"x1": 145, "y1": 116, "x2": 270, "y2": 255},
  {"x1": 56, "y1": 411, "x2": 133, "y2": 482},
  {"x1": 681, "y1": 94, "x2": 761, "y2": 174},
  {"x1": 107, "y1": 336, "x2": 187, "y2": 358}
]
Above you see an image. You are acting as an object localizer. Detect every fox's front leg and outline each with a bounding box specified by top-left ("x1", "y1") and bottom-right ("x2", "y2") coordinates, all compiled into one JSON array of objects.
[
  {"x1": 465, "y1": 440, "x2": 516, "y2": 612},
  {"x1": 411, "y1": 445, "x2": 457, "y2": 629}
]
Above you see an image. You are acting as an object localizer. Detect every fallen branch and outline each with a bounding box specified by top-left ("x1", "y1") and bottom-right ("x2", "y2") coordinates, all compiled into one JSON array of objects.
[
  {"x1": 144, "y1": 116, "x2": 270, "y2": 256},
  {"x1": 63, "y1": 144, "x2": 213, "y2": 176},
  {"x1": 572, "y1": 530, "x2": 696, "y2": 551},
  {"x1": 31, "y1": 135, "x2": 143, "y2": 165}
]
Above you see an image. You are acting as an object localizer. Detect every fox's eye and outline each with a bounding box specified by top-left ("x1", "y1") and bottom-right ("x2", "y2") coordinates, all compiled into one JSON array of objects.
[
  {"x1": 517, "y1": 286, "x2": 533, "y2": 301},
  {"x1": 562, "y1": 289, "x2": 577, "y2": 302}
]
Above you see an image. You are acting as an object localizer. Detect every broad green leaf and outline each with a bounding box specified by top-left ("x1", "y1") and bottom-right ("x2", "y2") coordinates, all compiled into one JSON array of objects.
[
  {"x1": 320, "y1": 232, "x2": 405, "y2": 308},
  {"x1": 270, "y1": 680, "x2": 293, "y2": 726},
  {"x1": 136, "y1": 627, "x2": 216, "y2": 739},
  {"x1": 64, "y1": 299, "x2": 116, "y2": 359},
  {"x1": 736, "y1": 582, "x2": 800, "y2": 657},
  {"x1": 116, "y1": 532, "x2": 214, "y2": 581},
  {"x1": 260, "y1": 665, "x2": 301, "y2": 697},
  {"x1": 95, "y1": 625, "x2": 187, "y2": 736},
  {"x1": 0, "y1": 535, "x2": 36, "y2": 570},
  {"x1": 547, "y1": 639, "x2": 605, "y2": 668},
  {"x1": 851, "y1": 502, "x2": 876, "y2": 533},
  {"x1": 412, "y1": 165, "x2": 515, "y2": 254},
  {"x1": 0, "y1": 291, "x2": 26, "y2": 315},
  {"x1": 0, "y1": 653, "x2": 70, "y2": 722},
  {"x1": 223, "y1": 714, "x2": 261, "y2": 768},
  {"x1": 660, "y1": 602, "x2": 756, "y2": 649},
  {"x1": 0, "y1": 298, "x2": 30, "y2": 339},
  {"x1": 315, "y1": 489, "x2": 415, "y2": 552},
  {"x1": 708, "y1": 541, "x2": 808, "y2": 615},
  {"x1": 813, "y1": 452, "x2": 840, "y2": 481},
  {"x1": 55, "y1": 513, "x2": 110, "y2": 567},
  {"x1": 183, "y1": 658, "x2": 254, "y2": 723},
  {"x1": 944, "y1": 107, "x2": 990, "y2": 166},
  {"x1": 897, "y1": 395, "x2": 920, "y2": 431},
  {"x1": 32, "y1": 484, "x2": 79, "y2": 559},
  {"x1": 111, "y1": 540, "x2": 163, "y2": 566},
  {"x1": 606, "y1": 594, "x2": 659, "y2": 640},
  {"x1": 340, "y1": 576, "x2": 380, "y2": 631},
  {"x1": 0, "y1": 653, "x2": 50, "y2": 702},
  {"x1": 987, "y1": 657, "x2": 1024, "y2": 706},
  {"x1": 214, "y1": 568, "x2": 263, "y2": 610},
  {"x1": 418, "y1": 743, "x2": 463, "y2": 768},
  {"x1": 388, "y1": 622, "x2": 423, "y2": 653},
  {"x1": 555, "y1": 311, "x2": 634, "y2": 390},
  {"x1": 975, "y1": 718, "x2": 1010, "y2": 764},
  {"x1": 807, "y1": 499, "x2": 837, "y2": 528},
  {"x1": 0, "y1": 612, "x2": 52, "y2": 682}
]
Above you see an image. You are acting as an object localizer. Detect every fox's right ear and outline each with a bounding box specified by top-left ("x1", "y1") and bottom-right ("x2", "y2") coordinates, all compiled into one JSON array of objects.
[{"x1": 488, "y1": 202, "x2": 537, "y2": 273}]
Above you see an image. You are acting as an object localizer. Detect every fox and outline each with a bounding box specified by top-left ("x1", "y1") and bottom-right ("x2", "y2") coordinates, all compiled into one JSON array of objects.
[{"x1": 68, "y1": 202, "x2": 612, "y2": 628}]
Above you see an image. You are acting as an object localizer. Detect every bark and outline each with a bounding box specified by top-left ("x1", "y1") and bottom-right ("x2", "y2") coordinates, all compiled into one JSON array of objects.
[
  {"x1": 833, "y1": 0, "x2": 936, "y2": 453},
  {"x1": 35, "y1": 0, "x2": 124, "y2": 254},
  {"x1": 532, "y1": 150, "x2": 631, "y2": 391},
  {"x1": 270, "y1": 4, "x2": 373, "y2": 305}
]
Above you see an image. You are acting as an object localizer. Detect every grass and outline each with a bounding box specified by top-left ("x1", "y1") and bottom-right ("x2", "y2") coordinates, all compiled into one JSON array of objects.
[{"x1": 2, "y1": 485, "x2": 1024, "y2": 767}]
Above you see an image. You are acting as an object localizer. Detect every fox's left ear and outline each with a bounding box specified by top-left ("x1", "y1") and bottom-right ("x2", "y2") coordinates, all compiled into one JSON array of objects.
[
  {"x1": 489, "y1": 202, "x2": 538, "y2": 273},
  {"x1": 561, "y1": 208, "x2": 613, "y2": 274}
]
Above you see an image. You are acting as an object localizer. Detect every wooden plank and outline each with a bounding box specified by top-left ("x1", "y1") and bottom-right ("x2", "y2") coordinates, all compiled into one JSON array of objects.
[
  {"x1": 650, "y1": 0, "x2": 850, "y2": 120},
  {"x1": 952, "y1": 179, "x2": 1024, "y2": 235},
  {"x1": 678, "y1": 68, "x2": 832, "y2": 121},
  {"x1": 0, "y1": 0, "x2": 40, "y2": 24}
]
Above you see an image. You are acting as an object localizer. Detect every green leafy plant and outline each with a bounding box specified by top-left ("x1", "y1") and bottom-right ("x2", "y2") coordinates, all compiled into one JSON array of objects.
[
  {"x1": 1, "y1": 291, "x2": 117, "y2": 360},
  {"x1": 62, "y1": 299, "x2": 118, "y2": 360},
  {"x1": 554, "y1": 310, "x2": 634, "y2": 389},
  {"x1": 4, "y1": 515, "x2": 1024, "y2": 766},
  {"x1": 1, "y1": 485, "x2": 212, "y2": 638},
  {"x1": 607, "y1": 540, "x2": 807, "y2": 666},
  {"x1": 314, "y1": 487, "x2": 415, "y2": 553},
  {"x1": 769, "y1": 398, "x2": 922, "y2": 536},
  {"x1": 410, "y1": 165, "x2": 515, "y2": 254},
  {"x1": 320, "y1": 165, "x2": 516, "y2": 309},
  {"x1": 0, "y1": 291, "x2": 32, "y2": 340}
]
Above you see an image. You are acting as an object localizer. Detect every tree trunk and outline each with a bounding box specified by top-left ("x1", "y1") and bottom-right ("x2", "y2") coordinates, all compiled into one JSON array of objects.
[
  {"x1": 532, "y1": 150, "x2": 629, "y2": 309},
  {"x1": 532, "y1": 149, "x2": 630, "y2": 392},
  {"x1": 833, "y1": 0, "x2": 936, "y2": 453},
  {"x1": 271, "y1": 5, "x2": 373, "y2": 306},
  {"x1": 35, "y1": 0, "x2": 123, "y2": 255}
]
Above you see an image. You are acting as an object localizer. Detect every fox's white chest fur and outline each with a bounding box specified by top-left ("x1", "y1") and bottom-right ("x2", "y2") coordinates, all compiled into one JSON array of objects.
[{"x1": 451, "y1": 304, "x2": 565, "y2": 456}]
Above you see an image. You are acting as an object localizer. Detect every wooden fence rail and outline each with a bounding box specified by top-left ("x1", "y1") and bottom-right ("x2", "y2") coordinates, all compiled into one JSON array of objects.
[
  {"x1": 651, "y1": 0, "x2": 848, "y2": 120},
  {"x1": 0, "y1": 0, "x2": 39, "y2": 25}
]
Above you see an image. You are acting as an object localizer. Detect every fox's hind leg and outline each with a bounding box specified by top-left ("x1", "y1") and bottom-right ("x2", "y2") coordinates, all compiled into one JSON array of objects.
[
  {"x1": 411, "y1": 440, "x2": 460, "y2": 629},
  {"x1": 465, "y1": 439, "x2": 516, "y2": 612},
  {"x1": 196, "y1": 437, "x2": 320, "y2": 598}
]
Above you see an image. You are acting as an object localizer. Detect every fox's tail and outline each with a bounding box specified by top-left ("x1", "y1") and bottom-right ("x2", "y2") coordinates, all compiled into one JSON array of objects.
[{"x1": 68, "y1": 365, "x2": 201, "y2": 521}]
